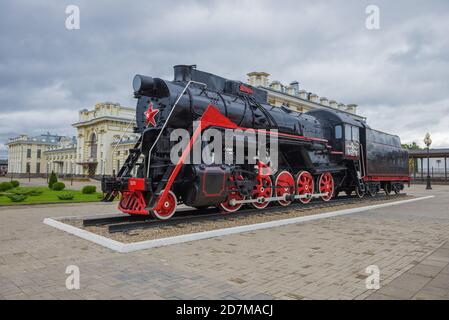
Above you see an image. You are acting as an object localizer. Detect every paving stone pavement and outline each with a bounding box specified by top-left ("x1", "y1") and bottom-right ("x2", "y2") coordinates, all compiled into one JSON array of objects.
[{"x1": 1, "y1": 185, "x2": 449, "y2": 300}]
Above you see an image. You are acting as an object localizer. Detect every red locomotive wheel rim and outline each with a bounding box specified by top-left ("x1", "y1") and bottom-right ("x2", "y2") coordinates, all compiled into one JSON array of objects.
[
  {"x1": 319, "y1": 172, "x2": 334, "y2": 202},
  {"x1": 275, "y1": 171, "x2": 295, "y2": 206},
  {"x1": 152, "y1": 190, "x2": 177, "y2": 220},
  {"x1": 220, "y1": 192, "x2": 245, "y2": 213},
  {"x1": 296, "y1": 171, "x2": 314, "y2": 204},
  {"x1": 251, "y1": 176, "x2": 273, "y2": 209},
  {"x1": 220, "y1": 175, "x2": 245, "y2": 213}
]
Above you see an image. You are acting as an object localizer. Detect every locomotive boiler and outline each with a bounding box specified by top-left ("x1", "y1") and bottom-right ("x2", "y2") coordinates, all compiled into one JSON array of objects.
[{"x1": 102, "y1": 65, "x2": 410, "y2": 220}]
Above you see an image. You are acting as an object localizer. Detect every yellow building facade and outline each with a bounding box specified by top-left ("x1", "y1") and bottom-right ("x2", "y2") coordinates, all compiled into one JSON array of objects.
[{"x1": 6, "y1": 134, "x2": 68, "y2": 176}]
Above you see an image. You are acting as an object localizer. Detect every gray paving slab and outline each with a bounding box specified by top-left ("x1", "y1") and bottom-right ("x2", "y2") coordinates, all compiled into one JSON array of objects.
[{"x1": 0, "y1": 184, "x2": 449, "y2": 299}]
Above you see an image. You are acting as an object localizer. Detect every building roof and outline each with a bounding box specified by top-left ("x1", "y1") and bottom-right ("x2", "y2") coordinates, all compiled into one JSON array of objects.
[
  {"x1": 6, "y1": 133, "x2": 65, "y2": 146},
  {"x1": 0, "y1": 159, "x2": 7, "y2": 165},
  {"x1": 408, "y1": 148, "x2": 449, "y2": 158},
  {"x1": 261, "y1": 86, "x2": 366, "y2": 121},
  {"x1": 72, "y1": 116, "x2": 135, "y2": 127}
]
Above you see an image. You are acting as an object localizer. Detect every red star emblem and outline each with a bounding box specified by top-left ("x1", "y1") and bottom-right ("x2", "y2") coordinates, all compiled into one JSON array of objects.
[{"x1": 144, "y1": 102, "x2": 159, "y2": 127}]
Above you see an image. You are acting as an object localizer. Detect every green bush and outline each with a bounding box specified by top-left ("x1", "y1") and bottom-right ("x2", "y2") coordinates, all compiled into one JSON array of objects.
[
  {"x1": 82, "y1": 185, "x2": 96, "y2": 194},
  {"x1": 7, "y1": 194, "x2": 27, "y2": 202},
  {"x1": 12, "y1": 188, "x2": 43, "y2": 196},
  {"x1": 10, "y1": 180, "x2": 20, "y2": 188},
  {"x1": 52, "y1": 182, "x2": 66, "y2": 191},
  {"x1": 57, "y1": 192, "x2": 74, "y2": 200},
  {"x1": 0, "y1": 182, "x2": 14, "y2": 192},
  {"x1": 48, "y1": 171, "x2": 58, "y2": 189}
]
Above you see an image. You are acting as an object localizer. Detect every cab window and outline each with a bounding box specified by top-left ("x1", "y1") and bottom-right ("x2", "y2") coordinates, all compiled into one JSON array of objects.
[
  {"x1": 345, "y1": 124, "x2": 360, "y2": 142},
  {"x1": 352, "y1": 126, "x2": 360, "y2": 142},
  {"x1": 345, "y1": 124, "x2": 352, "y2": 140},
  {"x1": 335, "y1": 125, "x2": 342, "y2": 139}
]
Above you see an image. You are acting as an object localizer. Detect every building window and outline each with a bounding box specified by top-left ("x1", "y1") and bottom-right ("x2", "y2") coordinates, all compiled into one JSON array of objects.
[
  {"x1": 36, "y1": 163, "x2": 40, "y2": 174},
  {"x1": 27, "y1": 149, "x2": 32, "y2": 158},
  {"x1": 90, "y1": 133, "x2": 98, "y2": 159},
  {"x1": 26, "y1": 162, "x2": 31, "y2": 173},
  {"x1": 37, "y1": 149, "x2": 41, "y2": 159}
]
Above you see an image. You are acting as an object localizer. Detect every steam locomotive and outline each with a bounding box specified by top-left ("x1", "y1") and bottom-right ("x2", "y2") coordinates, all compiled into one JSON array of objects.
[{"x1": 102, "y1": 65, "x2": 410, "y2": 220}]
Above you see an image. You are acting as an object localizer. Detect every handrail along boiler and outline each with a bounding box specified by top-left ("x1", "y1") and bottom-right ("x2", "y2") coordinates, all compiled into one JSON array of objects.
[{"x1": 102, "y1": 65, "x2": 410, "y2": 220}]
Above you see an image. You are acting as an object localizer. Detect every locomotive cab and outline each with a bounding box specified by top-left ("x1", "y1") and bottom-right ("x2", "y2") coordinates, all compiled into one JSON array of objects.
[{"x1": 306, "y1": 109, "x2": 364, "y2": 160}]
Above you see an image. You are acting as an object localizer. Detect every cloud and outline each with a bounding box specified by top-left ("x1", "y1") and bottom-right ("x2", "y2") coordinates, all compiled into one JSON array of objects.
[{"x1": 0, "y1": 0, "x2": 448, "y2": 158}]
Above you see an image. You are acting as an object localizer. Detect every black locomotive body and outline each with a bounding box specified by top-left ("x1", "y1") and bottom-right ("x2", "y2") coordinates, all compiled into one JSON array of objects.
[{"x1": 102, "y1": 65, "x2": 410, "y2": 219}]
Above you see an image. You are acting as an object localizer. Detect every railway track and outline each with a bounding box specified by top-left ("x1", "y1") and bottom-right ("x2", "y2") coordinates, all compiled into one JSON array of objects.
[{"x1": 81, "y1": 193, "x2": 407, "y2": 234}]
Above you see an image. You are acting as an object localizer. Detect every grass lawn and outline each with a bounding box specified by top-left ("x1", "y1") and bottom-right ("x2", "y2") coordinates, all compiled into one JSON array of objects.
[{"x1": 0, "y1": 186, "x2": 102, "y2": 206}]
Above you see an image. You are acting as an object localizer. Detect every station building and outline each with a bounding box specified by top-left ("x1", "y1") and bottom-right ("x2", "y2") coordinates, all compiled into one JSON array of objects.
[
  {"x1": 6, "y1": 133, "x2": 70, "y2": 176},
  {"x1": 6, "y1": 72, "x2": 364, "y2": 178},
  {"x1": 246, "y1": 72, "x2": 364, "y2": 121}
]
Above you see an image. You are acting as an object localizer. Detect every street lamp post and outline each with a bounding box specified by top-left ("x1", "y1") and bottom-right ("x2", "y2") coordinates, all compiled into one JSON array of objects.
[{"x1": 424, "y1": 133, "x2": 432, "y2": 190}]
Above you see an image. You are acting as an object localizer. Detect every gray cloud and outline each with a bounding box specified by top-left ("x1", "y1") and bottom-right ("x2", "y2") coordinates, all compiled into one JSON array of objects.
[{"x1": 1, "y1": 0, "x2": 449, "y2": 158}]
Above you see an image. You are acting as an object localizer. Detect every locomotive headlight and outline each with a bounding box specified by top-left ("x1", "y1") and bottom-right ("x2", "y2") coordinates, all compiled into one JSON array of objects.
[{"x1": 133, "y1": 74, "x2": 155, "y2": 93}]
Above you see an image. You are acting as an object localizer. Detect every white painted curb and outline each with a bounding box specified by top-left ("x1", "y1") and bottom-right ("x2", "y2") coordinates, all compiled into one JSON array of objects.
[{"x1": 44, "y1": 195, "x2": 434, "y2": 253}]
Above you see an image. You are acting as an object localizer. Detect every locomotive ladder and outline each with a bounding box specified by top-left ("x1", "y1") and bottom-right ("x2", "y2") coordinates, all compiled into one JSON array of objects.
[
  {"x1": 102, "y1": 136, "x2": 143, "y2": 202},
  {"x1": 353, "y1": 161, "x2": 366, "y2": 193},
  {"x1": 354, "y1": 144, "x2": 366, "y2": 193}
]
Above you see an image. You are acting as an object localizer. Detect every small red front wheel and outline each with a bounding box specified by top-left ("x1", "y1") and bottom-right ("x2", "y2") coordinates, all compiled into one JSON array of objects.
[{"x1": 151, "y1": 190, "x2": 177, "y2": 220}]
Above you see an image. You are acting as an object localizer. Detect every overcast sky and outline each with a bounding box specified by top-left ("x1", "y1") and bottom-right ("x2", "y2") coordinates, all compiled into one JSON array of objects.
[{"x1": 1, "y1": 0, "x2": 449, "y2": 158}]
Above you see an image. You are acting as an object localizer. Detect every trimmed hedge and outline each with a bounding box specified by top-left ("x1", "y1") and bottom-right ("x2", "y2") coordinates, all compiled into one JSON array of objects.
[
  {"x1": 81, "y1": 185, "x2": 96, "y2": 194},
  {"x1": 0, "y1": 182, "x2": 14, "y2": 192},
  {"x1": 52, "y1": 182, "x2": 66, "y2": 191},
  {"x1": 10, "y1": 180, "x2": 20, "y2": 188},
  {"x1": 7, "y1": 194, "x2": 27, "y2": 202},
  {"x1": 12, "y1": 188, "x2": 44, "y2": 196},
  {"x1": 57, "y1": 192, "x2": 74, "y2": 200}
]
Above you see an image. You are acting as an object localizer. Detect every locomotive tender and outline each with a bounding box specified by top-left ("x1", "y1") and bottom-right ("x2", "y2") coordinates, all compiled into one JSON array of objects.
[{"x1": 102, "y1": 65, "x2": 410, "y2": 220}]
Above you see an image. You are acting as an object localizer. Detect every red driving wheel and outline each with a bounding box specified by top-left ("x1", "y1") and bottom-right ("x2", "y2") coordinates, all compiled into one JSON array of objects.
[
  {"x1": 219, "y1": 175, "x2": 245, "y2": 213},
  {"x1": 151, "y1": 190, "x2": 177, "y2": 220},
  {"x1": 275, "y1": 171, "x2": 295, "y2": 206},
  {"x1": 319, "y1": 172, "x2": 334, "y2": 202},
  {"x1": 296, "y1": 171, "x2": 314, "y2": 204},
  {"x1": 251, "y1": 175, "x2": 273, "y2": 209}
]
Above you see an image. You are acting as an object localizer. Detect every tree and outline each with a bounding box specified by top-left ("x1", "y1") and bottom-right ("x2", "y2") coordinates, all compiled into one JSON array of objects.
[
  {"x1": 402, "y1": 141, "x2": 421, "y2": 150},
  {"x1": 402, "y1": 141, "x2": 421, "y2": 175},
  {"x1": 48, "y1": 171, "x2": 58, "y2": 189}
]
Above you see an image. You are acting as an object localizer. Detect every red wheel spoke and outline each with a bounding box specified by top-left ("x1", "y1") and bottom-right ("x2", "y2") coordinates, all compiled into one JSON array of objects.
[
  {"x1": 220, "y1": 175, "x2": 245, "y2": 213},
  {"x1": 275, "y1": 171, "x2": 295, "y2": 206},
  {"x1": 319, "y1": 172, "x2": 334, "y2": 202},
  {"x1": 251, "y1": 176, "x2": 273, "y2": 209},
  {"x1": 296, "y1": 171, "x2": 314, "y2": 204}
]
